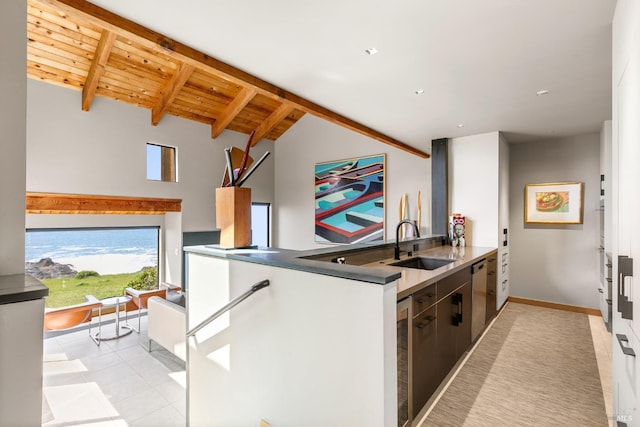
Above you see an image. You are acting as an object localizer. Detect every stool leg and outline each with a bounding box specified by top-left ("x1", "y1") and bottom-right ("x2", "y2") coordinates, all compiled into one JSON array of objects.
[{"x1": 90, "y1": 308, "x2": 101, "y2": 346}]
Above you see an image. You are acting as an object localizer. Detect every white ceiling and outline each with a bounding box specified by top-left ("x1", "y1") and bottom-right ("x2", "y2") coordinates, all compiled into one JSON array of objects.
[{"x1": 88, "y1": 0, "x2": 616, "y2": 152}]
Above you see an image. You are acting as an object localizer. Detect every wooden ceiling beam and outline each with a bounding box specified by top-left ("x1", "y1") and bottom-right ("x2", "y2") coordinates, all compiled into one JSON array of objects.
[
  {"x1": 82, "y1": 29, "x2": 115, "y2": 111},
  {"x1": 211, "y1": 86, "x2": 257, "y2": 139},
  {"x1": 152, "y1": 62, "x2": 195, "y2": 126},
  {"x1": 36, "y1": 0, "x2": 430, "y2": 158},
  {"x1": 26, "y1": 192, "x2": 182, "y2": 214},
  {"x1": 252, "y1": 103, "x2": 295, "y2": 146}
]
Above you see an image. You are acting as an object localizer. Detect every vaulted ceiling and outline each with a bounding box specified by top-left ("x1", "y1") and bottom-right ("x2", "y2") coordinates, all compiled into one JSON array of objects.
[
  {"x1": 26, "y1": 0, "x2": 428, "y2": 158},
  {"x1": 27, "y1": 0, "x2": 615, "y2": 159}
]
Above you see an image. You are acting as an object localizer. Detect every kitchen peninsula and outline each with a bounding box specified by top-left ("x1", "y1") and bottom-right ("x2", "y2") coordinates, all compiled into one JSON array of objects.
[
  {"x1": 184, "y1": 237, "x2": 497, "y2": 426},
  {"x1": 0, "y1": 275, "x2": 49, "y2": 426}
]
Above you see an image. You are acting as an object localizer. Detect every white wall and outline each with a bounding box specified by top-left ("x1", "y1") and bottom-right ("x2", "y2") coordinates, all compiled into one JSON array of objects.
[
  {"x1": 0, "y1": 0, "x2": 27, "y2": 275},
  {"x1": 25, "y1": 79, "x2": 275, "y2": 283},
  {"x1": 509, "y1": 134, "x2": 601, "y2": 309},
  {"x1": 26, "y1": 79, "x2": 275, "y2": 229},
  {"x1": 448, "y1": 131, "x2": 500, "y2": 247},
  {"x1": 0, "y1": 4, "x2": 44, "y2": 426},
  {"x1": 187, "y1": 252, "x2": 397, "y2": 426},
  {"x1": 274, "y1": 114, "x2": 431, "y2": 250},
  {"x1": 499, "y1": 133, "x2": 510, "y2": 244}
]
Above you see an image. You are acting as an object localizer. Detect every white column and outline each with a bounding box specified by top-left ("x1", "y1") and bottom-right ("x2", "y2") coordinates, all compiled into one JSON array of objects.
[{"x1": 0, "y1": 0, "x2": 27, "y2": 274}]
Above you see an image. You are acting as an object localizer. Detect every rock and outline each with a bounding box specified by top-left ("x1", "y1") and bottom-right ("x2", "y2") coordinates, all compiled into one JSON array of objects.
[{"x1": 25, "y1": 258, "x2": 77, "y2": 279}]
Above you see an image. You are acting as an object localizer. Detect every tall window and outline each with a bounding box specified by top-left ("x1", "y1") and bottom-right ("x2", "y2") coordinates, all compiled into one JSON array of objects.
[
  {"x1": 147, "y1": 143, "x2": 177, "y2": 182},
  {"x1": 251, "y1": 203, "x2": 270, "y2": 247},
  {"x1": 25, "y1": 227, "x2": 159, "y2": 307}
]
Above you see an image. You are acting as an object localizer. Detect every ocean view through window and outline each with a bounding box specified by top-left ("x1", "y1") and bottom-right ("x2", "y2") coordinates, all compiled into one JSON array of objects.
[{"x1": 26, "y1": 227, "x2": 159, "y2": 308}]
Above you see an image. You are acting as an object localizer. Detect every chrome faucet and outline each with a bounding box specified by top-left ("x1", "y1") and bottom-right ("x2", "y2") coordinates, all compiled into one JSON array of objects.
[{"x1": 395, "y1": 219, "x2": 420, "y2": 260}]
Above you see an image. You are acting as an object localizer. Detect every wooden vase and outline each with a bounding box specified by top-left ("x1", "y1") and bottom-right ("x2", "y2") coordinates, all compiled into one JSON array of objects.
[{"x1": 215, "y1": 187, "x2": 252, "y2": 248}]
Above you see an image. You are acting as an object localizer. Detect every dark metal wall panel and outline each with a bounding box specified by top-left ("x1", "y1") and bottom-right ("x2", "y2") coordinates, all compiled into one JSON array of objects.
[
  {"x1": 182, "y1": 230, "x2": 220, "y2": 288},
  {"x1": 431, "y1": 138, "x2": 448, "y2": 238}
]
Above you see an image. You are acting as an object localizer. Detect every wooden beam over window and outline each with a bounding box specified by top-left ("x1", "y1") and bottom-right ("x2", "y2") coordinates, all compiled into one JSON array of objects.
[
  {"x1": 82, "y1": 29, "x2": 115, "y2": 112},
  {"x1": 26, "y1": 192, "x2": 182, "y2": 215}
]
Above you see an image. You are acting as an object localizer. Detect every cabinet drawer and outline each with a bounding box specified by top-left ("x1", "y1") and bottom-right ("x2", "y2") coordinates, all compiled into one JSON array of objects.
[
  {"x1": 501, "y1": 262, "x2": 509, "y2": 276},
  {"x1": 413, "y1": 284, "x2": 437, "y2": 315},
  {"x1": 437, "y1": 268, "x2": 471, "y2": 300},
  {"x1": 500, "y1": 277, "x2": 509, "y2": 292}
]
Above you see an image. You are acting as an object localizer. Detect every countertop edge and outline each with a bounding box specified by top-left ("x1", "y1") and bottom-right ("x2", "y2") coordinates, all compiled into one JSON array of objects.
[
  {"x1": 0, "y1": 274, "x2": 49, "y2": 305},
  {"x1": 184, "y1": 245, "x2": 401, "y2": 285},
  {"x1": 184, "y1": 243, "x2": 497, "y2": 288}
]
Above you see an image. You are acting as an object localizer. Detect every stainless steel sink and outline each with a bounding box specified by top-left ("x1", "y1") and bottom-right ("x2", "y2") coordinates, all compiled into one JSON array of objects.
[{"x1": 389, "y1": 256, "x2": 455, "y2": 270}]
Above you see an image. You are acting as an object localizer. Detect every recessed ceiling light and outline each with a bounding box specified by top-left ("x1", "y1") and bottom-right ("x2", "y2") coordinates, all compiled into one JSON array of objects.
[
  {"x1": 457, "y1": 124, "x2": 464, "y2": 128},
  {"x1": 536, "y1": 89, "x2": 550, "y2": 96},
  {"x1": 365, "y1": 47, "x2": 378, "y2": 56},
  {"x1": 415, "y1": 89, "x2": 424, "y2": 95}
]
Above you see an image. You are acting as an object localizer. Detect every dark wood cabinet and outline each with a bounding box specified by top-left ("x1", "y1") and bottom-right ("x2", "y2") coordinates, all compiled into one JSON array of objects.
[
  {"x1": 411, "y1": 268, "x2": 473, "y2": 419},
  {"x1": 413, "y1": 283, "x2": 437, "y2": 315},
  {"x1": 412, "y1": 304, "x2": 437, "y2": 418},
  {"x1": 454, "y1": 282, "x2": 472, "y2": 358},
  {"x1": 486, "y1": 253, "x2": 498, "y2": 322},
  {"x1": 437, "y1": 282, "x2": 472, "y2": 375},
  {"x1": 437, "y1": 268, "x2": 470, "y2": 300}
]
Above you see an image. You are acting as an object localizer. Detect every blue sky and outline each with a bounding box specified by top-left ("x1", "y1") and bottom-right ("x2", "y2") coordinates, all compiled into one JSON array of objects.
[{"x1": 146, "y1": 143, "x2": 161, "y2": 180}]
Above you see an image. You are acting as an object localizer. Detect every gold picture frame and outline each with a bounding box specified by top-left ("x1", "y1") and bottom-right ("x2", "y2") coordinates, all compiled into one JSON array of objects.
[{"x1": 524, "y1": 182, "x2": 584, "y2": 224}]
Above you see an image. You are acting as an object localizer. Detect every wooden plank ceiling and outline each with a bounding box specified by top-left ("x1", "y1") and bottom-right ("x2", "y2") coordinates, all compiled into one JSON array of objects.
[{"x1": 26, "y1": 0, "x2": 429, "y2": 158}]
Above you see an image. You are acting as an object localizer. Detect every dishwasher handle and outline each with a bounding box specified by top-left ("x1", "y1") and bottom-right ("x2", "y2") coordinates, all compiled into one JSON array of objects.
[{"x1": 471, "y1": 259, "x2": 487, "y2": 274}]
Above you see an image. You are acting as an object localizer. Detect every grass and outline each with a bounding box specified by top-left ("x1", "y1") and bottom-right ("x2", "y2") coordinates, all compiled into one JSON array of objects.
[{"x1": 41, "y1": 272, "x2": 139, "y2": 308}]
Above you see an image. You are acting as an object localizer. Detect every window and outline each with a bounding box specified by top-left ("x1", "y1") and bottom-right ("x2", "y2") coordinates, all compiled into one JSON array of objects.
[
  {"x1": 251, "y1": 203, "x2": 270, "y2": 247},
  {"x1": 25, "y1": 227, "x2": 159, "y2": 307},
  {"x1": 147, "y1": 143, "x2": 176, "y2": 182}
]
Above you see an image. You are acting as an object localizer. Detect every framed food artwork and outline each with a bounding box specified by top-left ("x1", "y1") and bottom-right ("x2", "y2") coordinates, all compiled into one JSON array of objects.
[
  {"x1": 314, "y1": 154, "x2": 385, "y2": 243},
  {"x1": 524, "y1": 182, "x2": 584, "y2": 224}
]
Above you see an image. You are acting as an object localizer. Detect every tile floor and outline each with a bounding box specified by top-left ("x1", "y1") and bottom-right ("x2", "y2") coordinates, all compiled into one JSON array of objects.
[{"x1": 42, "y1": 314, "x2": 186, "y2": 427}]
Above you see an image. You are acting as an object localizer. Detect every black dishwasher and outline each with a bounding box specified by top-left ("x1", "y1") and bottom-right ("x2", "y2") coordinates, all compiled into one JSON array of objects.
[{"x1": 471, "y1": 258, "x2": 487, "y2": 342}]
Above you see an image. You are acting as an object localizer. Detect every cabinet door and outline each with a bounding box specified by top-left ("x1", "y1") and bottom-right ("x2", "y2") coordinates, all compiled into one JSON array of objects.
[
  {"x1": 412, "y1": 305, "x2": 438, "y2": 418},
  {"x1": 436, "y1": 283, "x2": 471, "y2": 382},
  {"x1": 614, "y1": 39, "x2": 640, "y2": 421},
  {"x1": 612, "y1": 323, "x2": 637, "y2": 424},
  {"x1": 437, "y1": 268, "x2": 471, "y2": 301},
  {"x1": 455, "y1": 282, "x2": 472, "y2": 359},
  {"x1": 436, "y1": 295, "x2": 458, "y2": 389}
]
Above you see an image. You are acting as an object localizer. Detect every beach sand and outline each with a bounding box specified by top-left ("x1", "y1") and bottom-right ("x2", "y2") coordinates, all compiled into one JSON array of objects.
[{"x1": 55, "y1": 254, "x2": 157, "y2": 275}]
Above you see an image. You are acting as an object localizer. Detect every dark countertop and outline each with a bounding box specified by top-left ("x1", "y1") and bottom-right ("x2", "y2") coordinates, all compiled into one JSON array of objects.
[
  {"x1": 184, "y1": 237, "x2": 497, "y2": 297},
  {"x1": 0, "y1": 274, "x2": 49, "y2": 305},
  {"x1": 184, "y1": 244, "x2": 402, "y2": 285}
]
